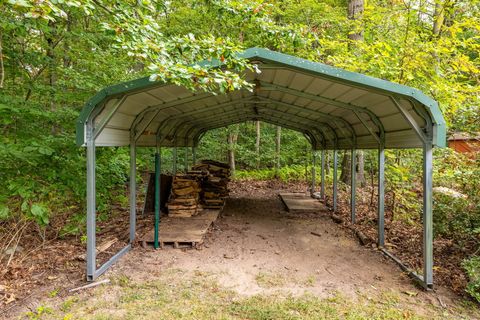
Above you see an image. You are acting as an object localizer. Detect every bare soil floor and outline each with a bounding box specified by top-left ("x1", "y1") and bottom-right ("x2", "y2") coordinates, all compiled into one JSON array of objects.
[
  {"x1": 4, "y1": 181, "x2": 479, "y2": 319},
  {"x1": 120, "y1": 183, "x2": 459, "y2": 305}
]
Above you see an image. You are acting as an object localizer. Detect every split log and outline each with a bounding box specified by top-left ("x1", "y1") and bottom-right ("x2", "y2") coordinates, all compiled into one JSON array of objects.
[
  {"x1": 173, "y1": 186, "x2": 195, "y2": 196},
  {"x1": 331, "y1": 214, "x2": 343, "y2": 224},
  {"x1": 76, "y1": 238, "x2": 118, "y2": 261},
  {"x1": 355, "y1": 230, "x2": 370, "y2": 246},
  {"x1": 69, "y1": 279, "x2": 110, "y2": 293}
]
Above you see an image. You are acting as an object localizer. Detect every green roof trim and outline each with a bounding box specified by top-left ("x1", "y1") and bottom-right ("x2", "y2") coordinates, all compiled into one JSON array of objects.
[{"x1": 76, "y1": 47, "x2": 447, "y2": 148}]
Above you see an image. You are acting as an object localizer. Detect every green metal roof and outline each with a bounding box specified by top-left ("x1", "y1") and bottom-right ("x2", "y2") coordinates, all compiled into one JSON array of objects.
[{"x1": 76, "y1": 47, "x2": 446, "y2": 149}]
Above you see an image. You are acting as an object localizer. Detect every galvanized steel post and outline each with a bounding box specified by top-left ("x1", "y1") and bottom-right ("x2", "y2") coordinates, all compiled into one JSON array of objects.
[
  {"x1": 86, "y1": 120, "x2": 96, "y2": 281},
  {"x1": 154, "y1": 149, "x2": 161, "y2": 249},
  {"x1": 311, "y1": 150, "x2": 316, "y2": 194},
  {"x1": 320, "y1": 149, "x2": 325, "y2": 200},
  {"x1": 378, "y1": 145, "x2": 385, "y2": 247},
  {"x1": 333, "y1": 150, "x2": 338, "y2": 212},
  {"x1": 423, "y1": 142, "x2": 433, "y2": 288},
  {"x1": 351, "y1": 149, "x2": 356, "y2": 224},
  {"x1": 129, "y1": 138, "x2": 136, "y2": 243}
]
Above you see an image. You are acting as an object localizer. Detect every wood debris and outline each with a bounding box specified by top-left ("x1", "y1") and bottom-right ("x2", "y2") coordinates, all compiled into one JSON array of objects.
[{"x1": 69, "y1": 279, "x2": 110, "y2": 293}]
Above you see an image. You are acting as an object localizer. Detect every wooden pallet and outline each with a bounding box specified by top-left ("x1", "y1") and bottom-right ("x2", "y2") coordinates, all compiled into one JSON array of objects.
[
  {"x1": 279, "y1": 193, "x2": 326, "y2": 213},
  {"x1": 140, "y1": 209, "x2": 220, "y2": 249}
]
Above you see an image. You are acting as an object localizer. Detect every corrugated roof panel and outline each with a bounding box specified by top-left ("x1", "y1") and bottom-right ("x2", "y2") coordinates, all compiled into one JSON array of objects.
[
  {"x1": 77, "y1": 48, "x2": 446, "y2": 149},
  {"x1": 278, "y1": 92, "x2": 298, "y2": 105},
  {"x1": 318, "y1": 83, "x2": 353, "y2": 100},
  {"x1": 304, "y1": 77, "x2": 332, "y2": 94},
  {"x1": 93, "y1": 98, "x2": 120, "y2": 127},
  {"x1": 382, "y1": 113, "x2": 415, "y2": 132},
  {"x1": 106, "y1": 112, "x2": 135, "y2": 130},
  {"x1": 152, "y1": 85, "x2": 194, "y2": 101},
  {"x1": 363, "y1": 99, "x2": 395, "y2": 117},
  {"x1": 257, "y1": 68, "x2": 276, "y2": 83},
  {"x1": 264, "y1": 90, "x2": 284, "y2": 101},
  {"x1": 273, "y1": 69, "x2": 296, "y2": 87},
  {"x1": 351, "y1": 94, "x2": 387, "y2": 109},
  {"x1": 95, "y1": 128, "x2": 130, "y2": 146},
  {"x1": 287, "y1": 73, "x2": 315, "y2": 91},
  {"x1": 336, "y1": 88, "x2": 369, "y2": 104}
]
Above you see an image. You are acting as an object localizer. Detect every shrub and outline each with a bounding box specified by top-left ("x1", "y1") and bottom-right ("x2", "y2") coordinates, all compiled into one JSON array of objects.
[{"x1": 463, "y1": 256, "x2": 480, "y2": 303}]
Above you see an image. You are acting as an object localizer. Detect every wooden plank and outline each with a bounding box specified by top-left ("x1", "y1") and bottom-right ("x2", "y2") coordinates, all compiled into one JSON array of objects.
[
  {"x1": 140, "y1": 209, "x2": 220, "y2": 244},
  {"x1": 279, "y1": 193, "x2": 326, "y2": 213}
]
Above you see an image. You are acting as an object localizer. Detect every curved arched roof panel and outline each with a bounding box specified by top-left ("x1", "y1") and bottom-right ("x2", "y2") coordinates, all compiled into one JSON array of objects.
[{"x1": 77, "y1": 48, "x2": 447, "y2": 150}]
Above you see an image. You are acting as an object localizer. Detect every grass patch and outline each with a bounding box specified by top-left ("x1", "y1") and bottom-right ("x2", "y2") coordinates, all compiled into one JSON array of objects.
[
  {"x1": 30, "y1": 270, "x2": 478, "y2": 320},
  {"x1": 301, "y1": 275, "x2": 316, "y2": 287},
  {"x1": 255, "y1": 271, "x2": 287, "y2": 288}
]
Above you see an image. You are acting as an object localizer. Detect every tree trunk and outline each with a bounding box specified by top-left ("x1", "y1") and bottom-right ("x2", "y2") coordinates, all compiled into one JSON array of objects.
[
  {"x1": 325, "y1": 151, "x2": 330, "y2": 175},
  {"x1": 304, "y1": 144, "x2": 309, "y2": 184},
  {"x1": 255, "y1": 120, "x2": 261, "y2": 169},
  {"x1": 0, "y1": 29, "x2": 4, "y2": 89},
  {"x1": 46, "y1": 20, "x2": 58, "y2": 135},
  {"x1": 275, "y1": 126, "x2": 281, "y2": 178},
  {"x1": 432, "y1": 2, "x2": 445, "y2": 37},
  {"x1": 227, "y1": 125, "x2": 239, "y2": 176},
  {"x1": 347, "y1": 0, "x2": 364, "y2": 41},
  {"x1": 357, "y1": 150, "x2": 366, "y2": 187},
  {"x1": 340, "y1": 151, "x2": 351, "y2": 184}
]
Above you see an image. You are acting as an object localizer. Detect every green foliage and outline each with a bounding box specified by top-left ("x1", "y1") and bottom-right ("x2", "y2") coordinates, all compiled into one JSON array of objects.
[
  {"x1": 24, "y1": 304, "x2": 53, "y2": 320},
  {"x1": 432, "y1": 150, "x2": 480, "y2": 238},
  {"x1": 384, "y1": 150, "x2": 422, "y2": 222},
  {"x1": 236, "y1": 165, "x2": 310, "y2": 182},
  {"x1": 463, "y1": 256, "x2": 480, "y2": 303}
]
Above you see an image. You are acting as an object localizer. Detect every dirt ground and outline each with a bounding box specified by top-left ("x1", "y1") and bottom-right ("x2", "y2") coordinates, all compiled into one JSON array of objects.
[
  {"x1": 117, "y1": 181, "x2": 460, "y2": 304},
  {"x1": 3, "y1": 180, "x2": 478, "y2": 319}
]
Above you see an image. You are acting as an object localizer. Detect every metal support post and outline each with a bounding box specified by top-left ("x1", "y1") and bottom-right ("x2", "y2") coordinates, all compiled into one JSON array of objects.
[
  {"x1": 311, "y1": 150, "x2": 316, "y2": 194},
  {"x1": 129, "y1": 139, "x2": 136, "y2": 243},
  {"x1": 351, "y1": 148, "x2": 356, "y2": 224},
  {"x1": 320, "y1": 149, "x2": 325, "y2": 200},
  {"x1": 378, "y1": 144, "x2": 385, "y2": 247},
  {"x1": 185, "y1": 147, "x2": 189, "y2": 172},
  {"x1": 333, "y1": 150, "x2": 338, "y2": 212},
  {"x1": 154, "y1": 149, "x2": 161, "y2": 249},
  {"x1": 192, "y1": 147, "x2": 196, "y2": 165},
  {"x1": 423, "y1": 142, "x2": 433, "y2": 288},
  {"x1": 86, "y1": 121, "x2": 96, "y2": 281}
]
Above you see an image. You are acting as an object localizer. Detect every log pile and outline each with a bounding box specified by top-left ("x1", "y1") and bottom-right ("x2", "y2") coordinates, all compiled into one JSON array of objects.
[
  {"x1": 167, "y1": 174, "x2": 202, "y2": 217},
  {"x1": 192, "y1": 160, "x2": 230, "y2": 209}
]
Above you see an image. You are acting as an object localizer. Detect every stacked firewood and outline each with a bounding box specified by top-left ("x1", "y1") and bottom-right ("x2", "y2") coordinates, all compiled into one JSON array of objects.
[
  {"x1": 167, "y1": 174, "x2": 202, "y2": 217},
  {"x1": 192, "y1": 160, "x2": 230, "y2": 209}
]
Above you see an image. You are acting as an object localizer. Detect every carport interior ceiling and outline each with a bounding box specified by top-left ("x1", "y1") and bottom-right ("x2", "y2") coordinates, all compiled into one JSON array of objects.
[{"x1": 77, "y1": 48, "x2": 446, "y2": 150}]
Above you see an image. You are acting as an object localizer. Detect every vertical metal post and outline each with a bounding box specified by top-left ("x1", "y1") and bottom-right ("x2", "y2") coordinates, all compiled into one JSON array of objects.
[
  {"x1": 333, "y1": 150, "x2": 338, "y2": 212},
  {"x1": 129, "y1": 139, "x2": 136, "y2": 243},
  {"x1": 378, "y1": 145, "x2": 385, "y2": 247},
  {"x1": 154, "y1": 148, "x2": 161, "y2": 249},
  {"x1": 351, "y1": 148, "x2": 356, "y2": 224},
  {"x1": 320, "y1": 149, "x2": 325, "y2": 200},
  {"x1": 423, "y1": 142, "x2": 433, "y2": 288},
  {"x1": 192, "y1": 147, "x2": 196, "y2": 165},
  {"x1": 184, "y1": 147, "x2": 189, "y2": 172},
  {"x1": 172, "y1": 147, "x2": 177, "y2": 174},
  {"x1": 311, "y1": 150, "x2": 316, "y2": 194},
  {"x1": 86, "y1": 121, "x2": 96, "y2": 281}
]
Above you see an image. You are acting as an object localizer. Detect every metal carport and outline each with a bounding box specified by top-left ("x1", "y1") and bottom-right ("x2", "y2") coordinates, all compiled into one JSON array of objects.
[{"x1": 76, "y1": 47, "x2": 446, "y2": 289}]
